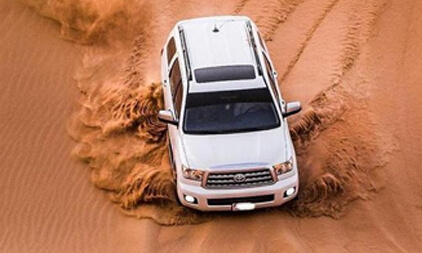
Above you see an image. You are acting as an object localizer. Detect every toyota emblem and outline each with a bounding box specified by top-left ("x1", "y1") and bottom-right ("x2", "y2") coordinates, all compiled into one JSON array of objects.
[{"x1": 233, "y1": 173, "x2": 246, "y2": 183}]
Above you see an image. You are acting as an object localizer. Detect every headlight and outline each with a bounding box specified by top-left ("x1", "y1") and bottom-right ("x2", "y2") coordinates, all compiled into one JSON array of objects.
[
  {"x1": 273, "y1": 157, "x2": 293, "y2": 175},
  {"x1": 182, "y1": 165, "x2": 204, "y2": 181}
]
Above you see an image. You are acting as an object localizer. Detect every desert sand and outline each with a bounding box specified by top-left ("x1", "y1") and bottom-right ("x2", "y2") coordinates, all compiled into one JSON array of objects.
[{"x1": 1, "y1": 0, "x2": 422, "y2": 252}]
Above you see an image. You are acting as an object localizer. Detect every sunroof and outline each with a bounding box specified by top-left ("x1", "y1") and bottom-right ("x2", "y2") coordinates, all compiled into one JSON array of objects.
[{"x1": 194, "y1": 65, "x2": 256, "y2": 83}]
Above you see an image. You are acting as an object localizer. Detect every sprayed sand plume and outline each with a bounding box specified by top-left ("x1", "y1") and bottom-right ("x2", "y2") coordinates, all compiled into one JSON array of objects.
[
  {"x1": 69, "y1": 74, "x2": 206, "y2": 224},
  {"x1": 26, "y1": 0, "x2": 393, "y2": 224},
  {"x1": 68, "y1": 43, "x2": 207, "y2": 224},
  {"x1": 23, "y1": 0, "x2": 151, "y2": 44}
]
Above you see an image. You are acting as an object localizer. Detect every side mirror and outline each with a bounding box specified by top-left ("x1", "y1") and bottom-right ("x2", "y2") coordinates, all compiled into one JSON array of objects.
[
  {"x1": 282, "y1": 101, "x2": 301, "y2": 118},
  {"x1": 158, "y1": 110, "x2": 178, "y2": 126}
]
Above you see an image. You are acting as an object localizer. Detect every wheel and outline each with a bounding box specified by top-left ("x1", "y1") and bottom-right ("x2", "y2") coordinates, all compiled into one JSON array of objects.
[
  {"x1": 174, "y1": 178, "x2": 183, "y2": 206},
  {"x1": 167, "y1": 139, "x2": 183, "y2": 204},
  {"x1": 167, "y1": 140, "x2": 177, "y2": 182}
]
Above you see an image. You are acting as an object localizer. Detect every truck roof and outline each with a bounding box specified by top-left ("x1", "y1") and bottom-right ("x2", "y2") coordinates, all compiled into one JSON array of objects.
[
  {"x1": 177, "y1": 16, "x2": 265, "y2": 93},
  {"x1": 180, "y1": 16, "x2": 255, "y2": 69}
]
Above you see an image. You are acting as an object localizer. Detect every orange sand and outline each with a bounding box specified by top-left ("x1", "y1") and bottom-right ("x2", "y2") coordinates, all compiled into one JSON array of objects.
[{"x1": 1, "y1": 0, "x2": 422, "y2": 252}]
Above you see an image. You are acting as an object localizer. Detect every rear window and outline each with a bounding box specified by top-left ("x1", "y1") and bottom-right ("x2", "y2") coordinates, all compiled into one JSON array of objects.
[{"x1": 194, "y1": 65, "x2": 256, "y2": 83}]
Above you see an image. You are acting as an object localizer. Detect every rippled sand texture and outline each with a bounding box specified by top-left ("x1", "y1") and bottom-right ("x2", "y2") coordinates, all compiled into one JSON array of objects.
[
  {"x1": 2, "y1": 0, "x2": 422, "y2": 251},
  {"x1": 24, "y1": 0, "x2": 421, "y2": 222},
  {"x1": 33, "y1": 0, "x2": 392, "y2": 224},
  {"x1": 0, "y1": 1, "x2": 144, "y2": 252}
]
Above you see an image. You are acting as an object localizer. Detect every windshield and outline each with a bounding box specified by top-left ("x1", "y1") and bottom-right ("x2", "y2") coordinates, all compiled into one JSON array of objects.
[{"x1": 183, "y1": 88, "x2": 280, "y2": 134}]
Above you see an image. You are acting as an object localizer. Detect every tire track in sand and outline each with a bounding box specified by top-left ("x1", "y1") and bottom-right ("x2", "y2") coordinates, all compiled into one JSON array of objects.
[
  {"x1": 290, "y1": 0, "x2": 388, "y2": 151},
  {"x1": 279, "y1": 0, "x2": 341, "y2": 84},
  {"x1": 258, "y1": 0, "x2": 305, "y2": 42},
  {"x1": 233, "y1": 0, "x2": 250, "y2": 14},
  {"x1": 234, "y1": 0, "x2": 305, "y2": 41},
  {"x1": 286, "y1": 0, "x2": 390, "y2": 217}
]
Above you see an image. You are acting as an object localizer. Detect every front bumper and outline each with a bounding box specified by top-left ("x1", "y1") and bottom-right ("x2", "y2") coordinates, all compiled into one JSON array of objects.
[{"x1": 177, "y1": 171, "x2": 298, "y2": 211}]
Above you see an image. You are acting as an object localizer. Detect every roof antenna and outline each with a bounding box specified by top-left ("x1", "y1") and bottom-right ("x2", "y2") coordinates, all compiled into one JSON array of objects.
[
  {"x1": 212, "y1": 22, "x2": 219, "y2": 33},
  {"x1": 212, "y1": 19, "x2": 234, "y2": 33}
]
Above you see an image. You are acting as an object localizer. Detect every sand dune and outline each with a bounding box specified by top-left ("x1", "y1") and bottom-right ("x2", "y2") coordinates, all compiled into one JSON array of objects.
[
  {"x1": 1, "y1": 0, "x2": 422, "y2": 252},
  {"x1": 60, "y1": 0, "x2": 395, "y2": 222},
  {"x1": 0, "y1": 1, "x2": 151, "y2": 252}
]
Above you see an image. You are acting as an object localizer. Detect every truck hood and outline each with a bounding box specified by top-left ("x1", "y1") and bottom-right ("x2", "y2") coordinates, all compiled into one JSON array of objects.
[{"x1": 182, "y1": 127, "x2": 289, "y2": 169}]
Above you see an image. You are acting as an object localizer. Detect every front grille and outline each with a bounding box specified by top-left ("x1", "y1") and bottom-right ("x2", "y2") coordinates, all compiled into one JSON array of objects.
[
  {"x1": 208, "y1": 194, "x2": 274, "y2": 206},
  {"x1": 205, "y1": 168, "x2": 274, "y2": 189}
]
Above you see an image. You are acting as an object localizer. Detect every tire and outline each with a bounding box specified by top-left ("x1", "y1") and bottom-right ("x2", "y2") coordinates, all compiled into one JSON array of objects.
[
  {"x1": 167, "y1": 140, "x2": 177, "y2": 182},
  {"x1": 168, "y1": 140, "x2": 183, "y2": 205}
]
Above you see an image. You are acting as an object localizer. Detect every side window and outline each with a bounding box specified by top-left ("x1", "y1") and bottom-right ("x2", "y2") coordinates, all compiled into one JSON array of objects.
[
  {"x1": 166, "y1": 37, "x2": 176, "y2": 65},
  {"x1": 169, "y1": 58, "x2": 183, "y2": 117},
  {"x1": 263, "y1": 53, "x2": 280, "y2": 100},
  {"x1": 174, "y1": 82, "x2": 184, "y2": 117},
  {"x1": 169, "y1": 58, "x2": 182, "y2": 97}
]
